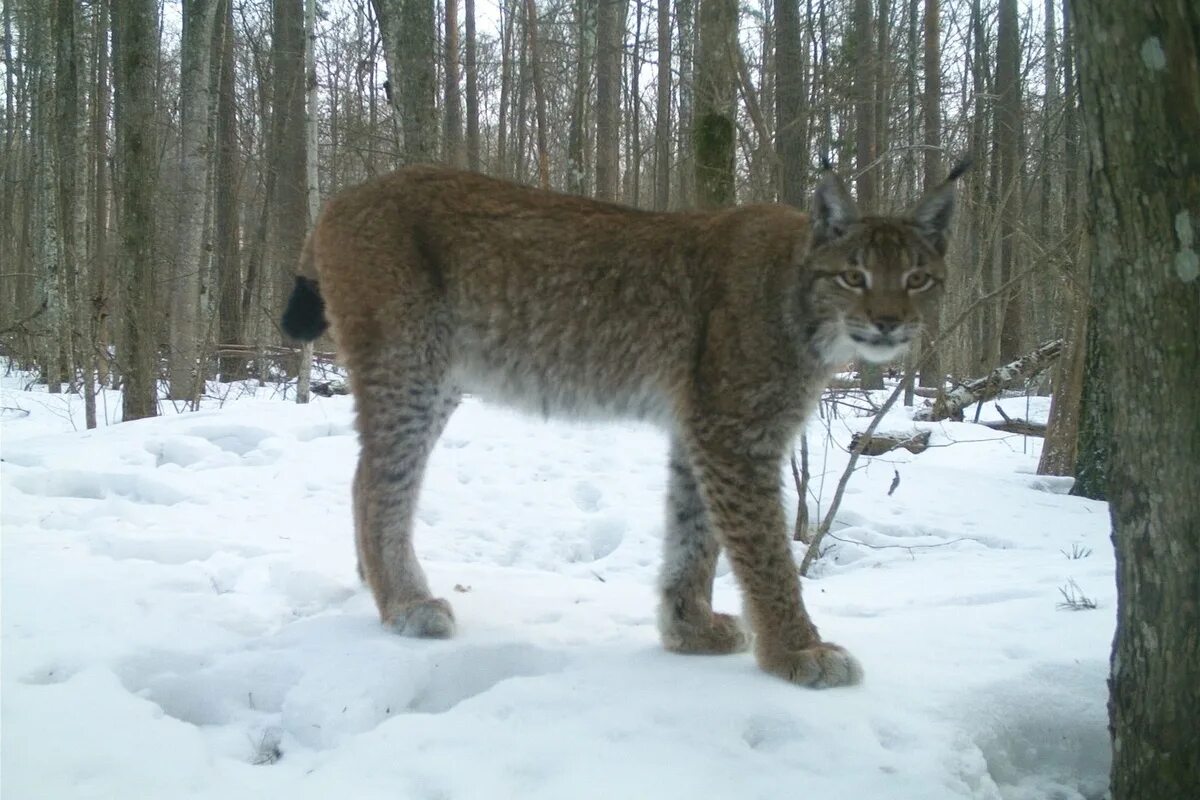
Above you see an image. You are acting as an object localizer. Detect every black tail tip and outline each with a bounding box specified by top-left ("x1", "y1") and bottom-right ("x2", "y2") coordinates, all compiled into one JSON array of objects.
[
  {"x1": 281, "y1": 275, "x2": 329, "y2": 341},
  {"x1": 946, "y1": 157, "x2": 973, "y2": 182}
]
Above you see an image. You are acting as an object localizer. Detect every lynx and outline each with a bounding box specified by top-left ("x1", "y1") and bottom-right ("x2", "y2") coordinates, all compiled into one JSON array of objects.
[{"x1": 282, "y1": 162, "x2": 967, "y2": 688}]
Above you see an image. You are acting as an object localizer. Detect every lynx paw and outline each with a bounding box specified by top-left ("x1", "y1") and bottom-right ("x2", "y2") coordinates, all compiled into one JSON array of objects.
[
  {"x1": 660, "y1": 610, "x2": 752, "y2": 655},
  {"x1": 385, "y1": 597, "x2": 456, "y2": 639},
  {"x1": 757, "y1": 641, "x2": 863, "y2": 688}
]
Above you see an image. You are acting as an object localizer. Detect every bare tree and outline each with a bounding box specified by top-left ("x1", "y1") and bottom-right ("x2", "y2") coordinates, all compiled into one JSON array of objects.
[
  {"x1": 215, "y1": 0, "x2": 245, "y2": 381},
  {"x1": 653, "y1": 0, "x2": 671, "y2": 210},
  {"x1": 524, "y1": 0, "x2": 549, "y2": 188},
  {"x1": 269, "y1": 0, "x2": 309, "y2": 352},
  {"x1": 995, "y1": 0, "x2": 1022, "y2": 361},
  {"x1": 113, "y1": 0, "x2": 159, "y2": 420},
  {"x1": 567, "y1": 0, "x2": 595, "y2": 194},
  {"x1": 853, "y1": 0, "x2": 882, "y2": 388},
  {"x1": 444, "y1": 0, "x2": 464, "y2": 167},
  {"x1": 595, "y1": 0, "x2": 622, "y2": 200},
  {"x1": 694, "y1": 0, "x2": 736, "y2": 208},
  {"x1": 1073, "y1": 1, "x2": 1200, "y2": 795},
  {"x1": 464, "y1": 0, "x2": 480, "y2": 170},
  {"x1": 170, "y1": 0, "x2": 220, "y2": 402},
  {"x1": 374, "y1": 0, "x2": 438, "y2": 162},
  {"x1": 916, "y1": 0, "x2": 941, "y2": 388},
  {"x1": 775, "y1": 0, "x2": 807, "y2": 206}
]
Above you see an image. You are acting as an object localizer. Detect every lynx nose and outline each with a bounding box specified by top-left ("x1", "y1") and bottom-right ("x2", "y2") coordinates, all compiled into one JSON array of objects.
[{"x1": 873, "y1": 317, "x2": 902, "y2": 336}]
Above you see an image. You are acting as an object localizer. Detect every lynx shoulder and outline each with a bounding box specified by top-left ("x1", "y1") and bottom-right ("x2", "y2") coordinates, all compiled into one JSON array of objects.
[{"x1": 282, "y1": 163, "x2": 967, "y2": 688}]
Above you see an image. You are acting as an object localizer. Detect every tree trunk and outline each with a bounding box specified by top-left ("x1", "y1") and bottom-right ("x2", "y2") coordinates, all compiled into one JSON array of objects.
[
  {"x1": 916, "y1": 0, "x2": 941, "y2": 388},
  {"x1": 170, "y1": 0, "x2": 219, "y2": 402},
  {"x1": 874, "y1": 0, "x2": 891, "y2": 204},
  {"x1": 297, "y1": 0, "x2": 320, "y2": 404},
  {"x1": 653, "y1": 0, "x2": 670, "y2": 209},
  {"x1": 968, "y1": 0, "x2": 992, "y2": 373},
  {"x1": 464, "y1": 0, "x2": 480, "y2": 170},
  {"x1": 775, "y1": 0, "x2": 807, "y2": 206},
  {"x1": 497, "y1": 0, "x2": 514, "y2": 176},
  {"x1": 1073, "y1": 2, "x2": 1200, "y2": 796},
  {"x1": 676, "y1": 0, "x2": 695, "y2": 207},
  {"x1": 595, "y1": 0, "x2": 622, "y2": 200},
  {"x1": 995, "y1": 0, "x2": 1023, "y2": 362},
  {"x1": 113, "y1": 0, "x2": 159, "y2": 420},
  {"x1": 567, "y1": 0, "x2": 595, "y2": 194},
  {"x1": 853, "y1": 0, "x2": 883, "y2": 389},
  {"x1": 694, "y1": 0, "x2": 736, "y2": 208},
  {"x1": 444, "y1": 0, "x2": 464, "y2": 167},
  {"x1": 87, "y1": 0, "x2": 112, "y2": 424},
  {"x1": 524, "y1": 0, "x2": 550, "y2": 189},
  {"x1": 215, "y1": 0, "x2": 245, "y2": 381},
  {"x1": 374, "y1": 0, "x2": 437, "y2": 163},
  {"x1": 269, "y1": 0, "x2": 309, "y2": 349}
]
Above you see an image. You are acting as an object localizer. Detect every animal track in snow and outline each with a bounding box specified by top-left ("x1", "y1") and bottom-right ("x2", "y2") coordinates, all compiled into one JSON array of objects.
[
  {"x1": 186, "y1": 424, "x2": 275, "y2": 456},
  {"x1": 294, "y1": 421, "x2": 354, "y2": 442},
  {"x1": 407, "y1": 643, "x2": 569, "y2": 713},
  {"x1": 8, "y1": 470, "x2": 189, "y2": 505},
  {"x1": 570, "y1": 481, "x2": 603, "y2": 512},
  {"x1": 88, "y1": 535, "x2": 268, "y2": 565}
]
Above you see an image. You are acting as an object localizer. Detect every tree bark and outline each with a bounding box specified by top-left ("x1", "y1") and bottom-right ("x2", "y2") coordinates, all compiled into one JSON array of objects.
[
  {"x1": 297, "y1": 0, "x2": 320, "y2": 404},
  {"x1": 996, "y1": 0, "x2": 1023, "y2": 362},
  {"x1": 653, "y1": 0, "x2": 671, "y2": 209},
  {"x1": 1073, "y1": 2, "x2": 1200, "y2": 796},
  {"x1": 567, "y1": 0, "x2": 595, "y2": 194},
  {"x1": 694, "y1": 0, "x2": 736, "y2": 208},
  {"x1": 775, "y1": 0, "x2": 807, "y2": 206},
  {"x1": 595, "y1": 0, "x2": 622, "y2": 200},
  {"x1": 676, "y1": 0, "x2": 695, "y2": 207},
  {"x1": 373, "y1": 0, "x2": 437, "y2": 163},
  {"x1": 524, "y1": 0, "x2": 550, "y2": 189},
  {"x1": 853, "y1": 0, "x2": 883, "y2": 389},
  {"x1": 444, "y1": 0, "x2": 464, "y2": 167},
  {"x1": 269, "y1": 0, "x2": 309, "y2": 347},
  {"x1": 170, "y1": 0, "x2": 220, "y2": 402},
  {"x1": 113, "y1": 0, "x2": 159, "y2": 420},
  {"x1": 464, "y1": 0, "x2": 480, "y2": 170},
  {"x1": 215, "y1": 0, "x2": 245, "y2": 381},
  {"x1": 916, "y1": 0, "x2": 941, "y2": 389}
]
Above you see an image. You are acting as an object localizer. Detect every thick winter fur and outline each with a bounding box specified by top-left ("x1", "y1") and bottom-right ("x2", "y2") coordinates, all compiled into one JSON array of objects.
[{"x1": 286, "y1": 164, "x2": 965, "y2": 688}]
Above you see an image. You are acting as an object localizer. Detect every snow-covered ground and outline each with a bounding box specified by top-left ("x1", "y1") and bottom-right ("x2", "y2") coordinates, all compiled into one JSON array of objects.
[{"x1": 2, "y1": 373, "x2": 1113, "y2": 799}]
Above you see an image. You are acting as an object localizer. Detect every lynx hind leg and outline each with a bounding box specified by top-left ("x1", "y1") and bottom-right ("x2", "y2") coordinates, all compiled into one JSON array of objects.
[
  {"x1": 686, "y1": 422, "x2": 861, "y2": 687},
  {"x1": 657, "y1": 440, "x2": 751, "y2": 655},
  {"x1": 352, "y1": 349, "x2": 460, "y2": 639}
]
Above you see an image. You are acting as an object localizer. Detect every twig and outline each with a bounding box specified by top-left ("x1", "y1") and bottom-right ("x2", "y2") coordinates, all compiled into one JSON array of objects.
[{"x1": 799, "y1": 374, "x2": 911, "y2": 576}]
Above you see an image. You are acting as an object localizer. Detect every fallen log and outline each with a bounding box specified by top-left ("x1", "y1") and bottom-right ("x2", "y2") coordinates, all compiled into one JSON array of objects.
[
  {"x1": 849, "y1": 429, "x2": 932, "y2": 456},
  {"x1": 979, "y1": 418, "x2": 1047, "y2": 436},
  {"x1": 913, "y1": 339, "x2": 1063, "y2": 422}
]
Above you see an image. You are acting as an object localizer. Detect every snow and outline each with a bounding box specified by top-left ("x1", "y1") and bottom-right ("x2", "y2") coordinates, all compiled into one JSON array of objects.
[{"x1": 2, "y1": 374, "x2": 1113, "y2": 799}]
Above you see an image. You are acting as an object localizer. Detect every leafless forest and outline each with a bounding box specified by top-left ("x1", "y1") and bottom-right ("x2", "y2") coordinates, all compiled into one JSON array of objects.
[
  {"x1": 2, "y1": 2, "x2": 1197, "y2": 794},
  {"x1": 0, "y1": 0, "x2": 1085, "y2": 466}
]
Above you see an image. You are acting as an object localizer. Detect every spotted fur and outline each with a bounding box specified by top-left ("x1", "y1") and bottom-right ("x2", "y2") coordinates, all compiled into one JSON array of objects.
[{"x1": 283, "y1": 164, "x2": 965, "y2": 687}]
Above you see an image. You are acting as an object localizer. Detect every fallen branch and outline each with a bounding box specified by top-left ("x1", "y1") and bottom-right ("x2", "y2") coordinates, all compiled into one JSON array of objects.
[
  {"x1": 913, "y1": 339, "x2": 1063, "y2": 421},
  {"x1": 979, "y1": 418, "x2": 1046, "y2": 436},
  {"x1": 849, "y1": 429, "x2": 931, "y2": 456}
]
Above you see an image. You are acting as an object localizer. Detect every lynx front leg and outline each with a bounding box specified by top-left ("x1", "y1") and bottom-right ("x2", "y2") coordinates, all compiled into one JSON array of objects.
[
  {"x1": 686, "y1": 424, "x2": 862, "y2": 688},
  {"x1": 353, "y1": 364, "x2": 460, "y2": 638},
  {"x1": 658, "y1": 439, "x2": 750, "y2": 655}
]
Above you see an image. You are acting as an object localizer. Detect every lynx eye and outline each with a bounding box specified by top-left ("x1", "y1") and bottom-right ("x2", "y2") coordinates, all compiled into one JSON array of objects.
[
  {"x1": 835, "y1": 270, "x2": 869, "y2": 290},
  {"x1": 904, "y1": 270, "x2": 935, "y2": 292}
]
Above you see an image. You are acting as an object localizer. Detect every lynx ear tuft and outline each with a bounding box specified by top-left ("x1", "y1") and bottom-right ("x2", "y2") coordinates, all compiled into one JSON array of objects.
[
  {"x1": 911, "y1": 159, "x2": 970, "y2": 255},
  {"x1": 812, "y1": 168, "x2": 859, "y2": 248}
]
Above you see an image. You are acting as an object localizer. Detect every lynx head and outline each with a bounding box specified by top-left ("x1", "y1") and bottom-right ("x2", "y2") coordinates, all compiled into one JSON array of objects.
[{"x1": 805, "y1": 160, "x2": 969, "y2": 365}]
